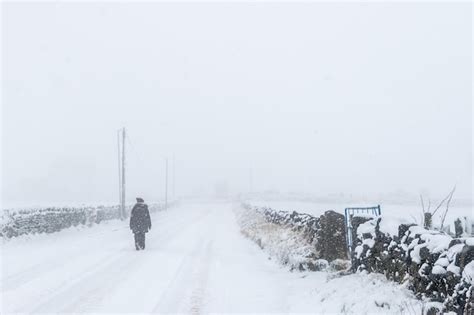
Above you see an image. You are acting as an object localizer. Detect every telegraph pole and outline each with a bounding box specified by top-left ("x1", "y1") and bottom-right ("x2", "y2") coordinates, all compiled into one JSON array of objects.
[
  {"x1": 165, "y1": 158, "x2": 169, "y2": 210},
  {"x1": 117, "y1": 128, "x2": 126, "y2": 220},
  {"x1": 121, "y1": 127, "x2": 126, "y2": 219},
  {"x1": 117, "y1": 130, "x2": 122, "y2": 219}
]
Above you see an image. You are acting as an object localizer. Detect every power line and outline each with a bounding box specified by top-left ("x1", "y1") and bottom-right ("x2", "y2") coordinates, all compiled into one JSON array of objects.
[
  {"x1": 118, "y1": 129, "x2": 173, "y2": 206},
  {"x1": 125, "y1": 133, "x2": 145, "y2": 166}
]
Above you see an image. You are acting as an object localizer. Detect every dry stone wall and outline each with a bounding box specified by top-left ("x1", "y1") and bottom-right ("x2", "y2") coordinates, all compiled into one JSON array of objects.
[
  {"x1": 351, "y1": 216, "x2": 474, "y2": 314},
  {"x1": 239, "y1": 203, "x2": 348, "y2": 271},
  {"x1": 1, "y1": 202, "x2": 169, "y2": 238}
]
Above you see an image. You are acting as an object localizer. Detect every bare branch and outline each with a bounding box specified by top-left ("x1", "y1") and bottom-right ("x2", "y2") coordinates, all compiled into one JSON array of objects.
[
  {"x1": 432, "y1": 187, "x2": 455, "y2": 215},
  {"x1": 440, "y1": 185, "x2": 456, "y2": 231}
]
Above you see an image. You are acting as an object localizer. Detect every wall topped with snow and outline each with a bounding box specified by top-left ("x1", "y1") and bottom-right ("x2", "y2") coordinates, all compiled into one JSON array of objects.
[
  {"x1": 352, "y1": 216, "x2": 474, "y2": 314},
  {"x1": 1, "y1": 202, "x2": 171, "y2": 239},
  {"x1": 237, "y1": 203, "x2": 348, "y2": 271}
]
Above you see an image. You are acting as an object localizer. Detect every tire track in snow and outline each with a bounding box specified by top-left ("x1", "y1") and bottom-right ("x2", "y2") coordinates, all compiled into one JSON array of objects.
[
  {"x1": 151, "y1": 240, "x2": 206, "y2": 313},
  {"x1": 152, "y1": 209, "x2": 216, "y2": 314},
  {"x1": 152, "y1": 240, "x2": 212, "y2": 314},
  {"x1": 188, "y1": 240, "x2": 213, "y2": 315}
]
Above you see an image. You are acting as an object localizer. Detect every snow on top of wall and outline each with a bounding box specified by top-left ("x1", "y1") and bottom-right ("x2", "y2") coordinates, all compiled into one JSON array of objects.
[
  {"x1": 432, "y1": 265, "x2": 447, "y2": 275},
  {"x1": 446, "y1": 243, "x2": 465, "y2": 261},
  {"x1": 408, "y1": 225, "x2": 431, "y2": 236},
  {"x1": 378, "y1": 217, "x2": 409, "y2": 237},
  {"x1": 357, "y1": 220, "x2": 376, "y2": 236},
  {"x1": 410, "y1": 243, "x2": 425, "y2": 264},
  {"x1": 435, "y1": 257, "x2": 449, "y2": 267},
  {"x1": 409, "y1": 233, "x2": 452, "y2": 264},
  {"x1": 447, "y1": 262, "x2": 461, "y2": 276},
  {"x1": 419, "y1": 234, "x2": 453, "y2": 253},
  {"x1": 462, "y1": 261, "x2": 474, "y2": 283},
  {"x1": 357, "y1": 216, "x2": 408, "y2": 238}
]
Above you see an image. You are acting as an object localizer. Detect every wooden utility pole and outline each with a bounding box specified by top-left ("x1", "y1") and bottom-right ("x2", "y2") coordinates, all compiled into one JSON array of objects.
[
  {"x1": 165, "y1": 158, "x2": 168, "y2": 210},
  {"x1": 117, "y1": 130, "x2": 122, "y2": 219},
  {"x1": 121, "y1": 128, "x2": 126, "y2": 219},
  {"x1": 117, "y1": 128, "x2": 126, "y2": 220}
]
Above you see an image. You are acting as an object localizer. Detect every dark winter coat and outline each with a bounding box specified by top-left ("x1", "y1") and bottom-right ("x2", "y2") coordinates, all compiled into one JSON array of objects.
[{"x1": 129, "y1": 202, "x2": 152, "y2": 234}]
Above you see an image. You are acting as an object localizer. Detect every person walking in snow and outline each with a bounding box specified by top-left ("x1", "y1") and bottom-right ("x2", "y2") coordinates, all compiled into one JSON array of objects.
[{"x1": 129, "y1": 197, "x2": 152, "y2": 250}]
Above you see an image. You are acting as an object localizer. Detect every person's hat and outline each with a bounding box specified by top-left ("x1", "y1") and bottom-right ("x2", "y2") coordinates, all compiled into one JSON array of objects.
[{"x1": 136, "y1": 197, "x2": 144, "y2": 203}]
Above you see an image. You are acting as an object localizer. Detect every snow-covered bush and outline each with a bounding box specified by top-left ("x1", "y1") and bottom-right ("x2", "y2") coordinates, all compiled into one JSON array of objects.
[{"x1": 352, "y1": 216, "x2": 474, "y2": 313}]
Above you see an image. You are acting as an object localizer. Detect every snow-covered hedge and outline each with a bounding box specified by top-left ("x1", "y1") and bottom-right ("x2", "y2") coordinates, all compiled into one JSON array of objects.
[
  {"x1": 352, "y1": 216, "x2": 474, "y2": 314},
  {"x1": 236, "y1": 203, "x2": 348, "y2": 271},
  {"x1": 1, "y1": 202, "x2": 169, "y2": 239}
]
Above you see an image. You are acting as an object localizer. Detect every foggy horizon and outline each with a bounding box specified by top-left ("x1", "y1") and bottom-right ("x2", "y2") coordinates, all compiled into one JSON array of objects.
[{"x1": 2, "y1": 2, "x2": 472, "y2": 207}]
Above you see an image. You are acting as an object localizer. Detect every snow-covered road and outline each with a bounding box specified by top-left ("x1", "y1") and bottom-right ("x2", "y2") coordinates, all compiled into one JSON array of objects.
[{"x1": 2, "y1": 202, "x2": 422, "y2": 314}]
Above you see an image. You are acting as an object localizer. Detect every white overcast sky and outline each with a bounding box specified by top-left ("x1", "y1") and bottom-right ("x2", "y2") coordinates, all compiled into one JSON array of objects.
[{"x1": 1, "y1": 2, "x2": 472, "y2": 206}]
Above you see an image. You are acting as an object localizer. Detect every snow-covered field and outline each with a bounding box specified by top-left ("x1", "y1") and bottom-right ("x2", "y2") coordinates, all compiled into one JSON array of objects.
[
  {"x1": 1, "y1": 201, "x2": 424, "y2": 313},
  {"x1": 245, "y1": 199, "x2": 473, "y2": 233}
]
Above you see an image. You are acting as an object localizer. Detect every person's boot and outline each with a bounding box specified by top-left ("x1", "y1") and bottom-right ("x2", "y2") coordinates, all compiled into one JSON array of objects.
[{"x1": 135, "y1": 239, "x2": 140, "y2": 250}]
